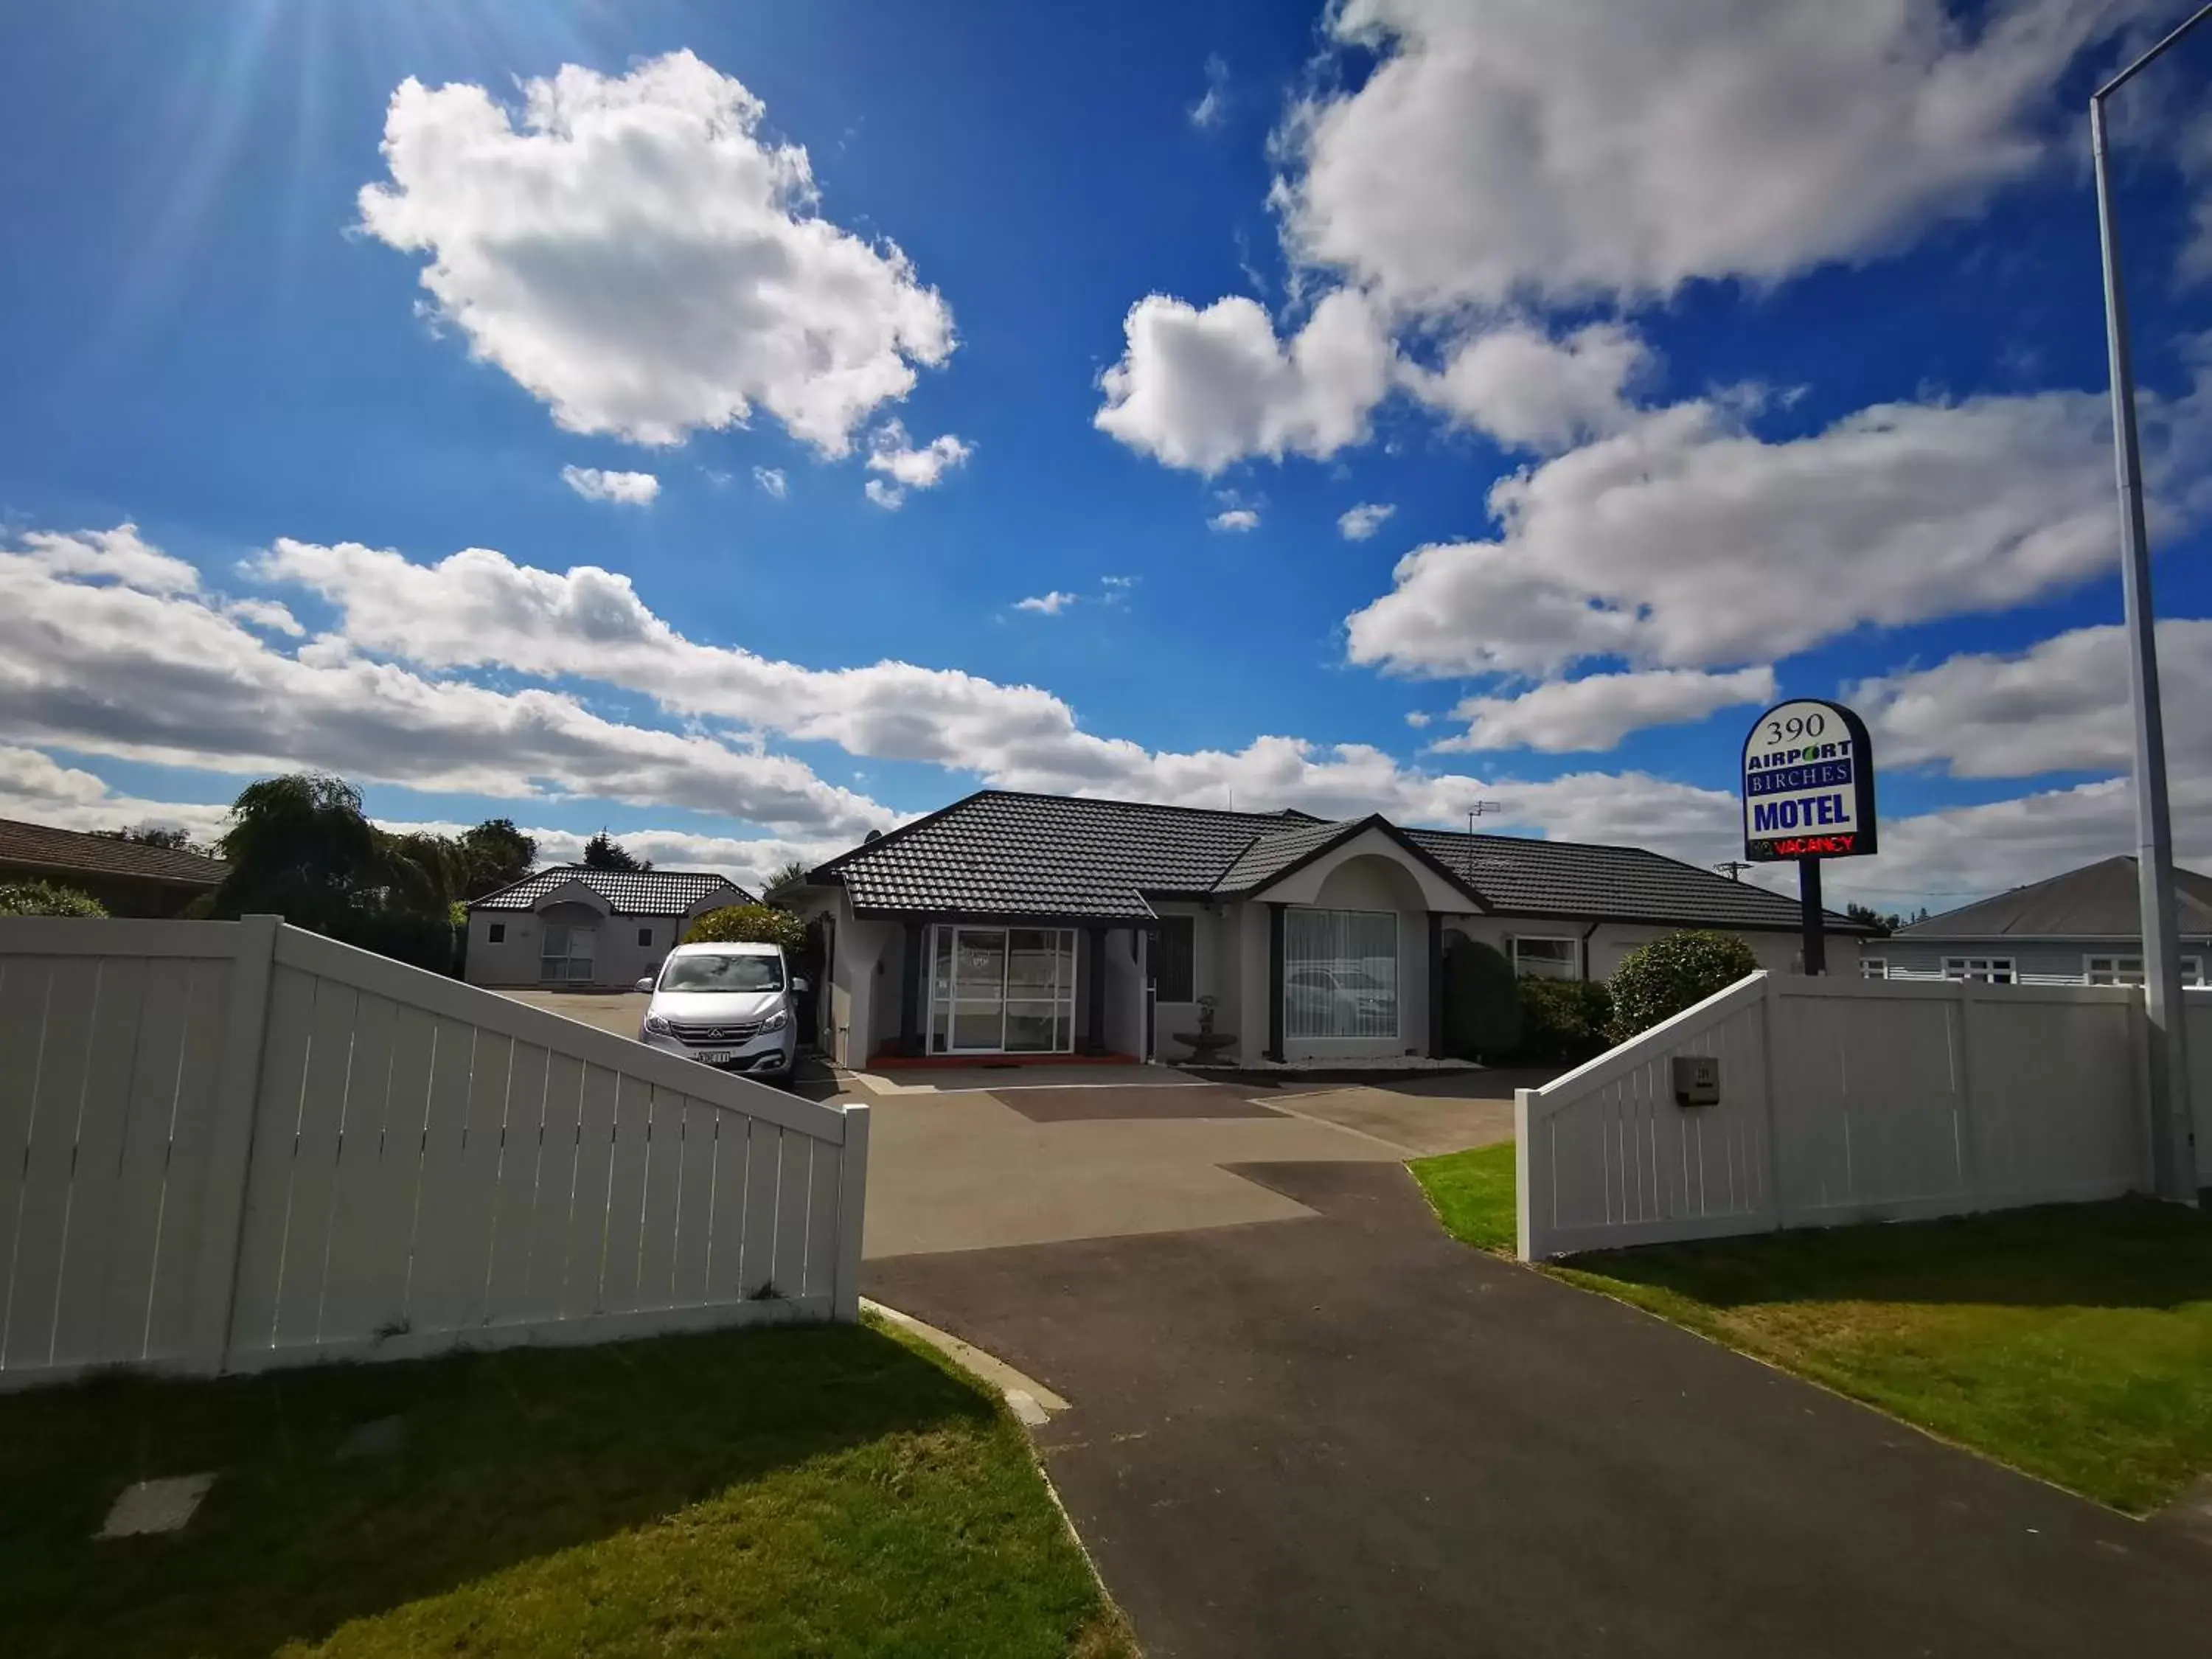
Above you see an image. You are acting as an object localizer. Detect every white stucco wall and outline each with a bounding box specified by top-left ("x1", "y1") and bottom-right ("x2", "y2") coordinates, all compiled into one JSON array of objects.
[
  {"x1": 1441, "y1": 917, "x2": 1860, "y2": 984},
  {"x1": 465, "y1": 888, "x2": 737, "y2": 990}
]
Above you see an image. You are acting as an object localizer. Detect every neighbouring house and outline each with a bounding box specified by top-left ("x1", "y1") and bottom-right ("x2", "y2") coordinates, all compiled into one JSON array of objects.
[
  {"x1": 1876, "y1": 855, "x2": 2212, "y2": 986},
  {"x1": 464, "y1": 866, "x2": 754, "y2": 990},
  {"x1": 0, "y1": 817, "x2": 228, "y2": 917},
  {"x1": 795, "y1": 789, "x2": 1872, "y2": 1068}
]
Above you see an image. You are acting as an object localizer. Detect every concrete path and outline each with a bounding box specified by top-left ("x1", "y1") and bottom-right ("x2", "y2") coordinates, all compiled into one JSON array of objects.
[
  {"x1": 855, "y1": 1068, "x2": 1520, "y2": 1259},
  {"x1": 867, "y1": 1161, "x2": 2212, "y2": 1658}
]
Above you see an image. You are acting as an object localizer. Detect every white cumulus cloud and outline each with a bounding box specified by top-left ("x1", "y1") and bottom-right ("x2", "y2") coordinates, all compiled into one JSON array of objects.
[
  {"x1": 1433, "y1": 667, "x2": 1777, "y2": 753},
  {"x1": 357, "y1": 50, "x2": 955, "y2": 453},
  {"x1": 1093, "y1": 288, "x2": 1395, "y2": 473},
  {"x1": 1208, "y1": 508, "x2": 1260, "y2": 532},
  {"x1": 753, "y1": 466, "x2": 787, "y2": 498},
  {"x1": 1015, "y1": 591, "x2": 1080, "y2": 615},
  {"x1": 1276, "y1": 0, "x2": 2149, "y2": 310},
  {"x1": 561, "y1": 465, "x2": 661, "y2": 505},
  {"x1": 863, "y1": 420, "x2": 972, "y2": 507},
  {"x1": 1346, "y1": 368, "x2": 2211, "y2": 678},
  {"x1": 1338, "y1": 502, "x2": 1396, "y2": 540},
  {"x1": 1404, "y1": 322, "x2": 1650, "y2": 453}
]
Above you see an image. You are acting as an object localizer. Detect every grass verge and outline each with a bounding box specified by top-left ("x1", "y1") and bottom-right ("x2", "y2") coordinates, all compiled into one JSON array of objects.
[
  {"x1": 1409, "y1": 1140, "x2": 2212, "y2": 1514},
  {"x1": 1, "y1": 1317, "x2": 1133, "y2": 1658}
]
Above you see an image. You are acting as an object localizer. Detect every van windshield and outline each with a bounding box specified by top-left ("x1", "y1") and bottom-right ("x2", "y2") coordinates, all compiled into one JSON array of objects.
[{"x1": 660, "y1": 953, "x2": 784, "y2": 992}]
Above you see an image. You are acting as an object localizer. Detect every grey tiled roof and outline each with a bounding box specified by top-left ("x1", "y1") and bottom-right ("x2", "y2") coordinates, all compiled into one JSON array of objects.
[
  {"x1": 1211, "y1": 817, "x2": 1366, "y2": 895},
  {"x1": 813, "y1": 790, "x2": 1871, "y2": 931},
  {"x1": 1895, "y1": 855, "x2": 2212, "y2": 940},
  {"x1": 814, "y1": 793, "x2": 1292, "y2": 919},
  {"x1": 1404, "y1": 829, "x2": 1851, "y2": 931},
  {"x1": 470, "y1": 866, "x2": 753, "y2": 915}
]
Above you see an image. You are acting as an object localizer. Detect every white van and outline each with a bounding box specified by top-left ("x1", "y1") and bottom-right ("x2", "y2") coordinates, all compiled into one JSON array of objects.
[{"x1": 636, "y1": 941, "x2": 805, "y2": 1080}]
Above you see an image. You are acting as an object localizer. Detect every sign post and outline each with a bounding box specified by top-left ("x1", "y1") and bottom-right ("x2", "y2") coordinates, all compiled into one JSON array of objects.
[{"x1": 1740, "y1": 700, "x2": 1879, "y2": 975}]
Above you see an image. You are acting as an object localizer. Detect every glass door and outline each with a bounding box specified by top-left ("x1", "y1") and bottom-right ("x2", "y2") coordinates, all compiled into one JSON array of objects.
[
  {"x1": 950, "y1": 928, "x2": 1009, "y2": 1052},
  {"x1": 928, "y1": 925, "x2": 1079, "y2": 1054}
]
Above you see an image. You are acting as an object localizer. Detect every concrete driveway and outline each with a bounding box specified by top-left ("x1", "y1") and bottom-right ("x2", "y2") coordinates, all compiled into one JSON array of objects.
[
  {"x1": 848, "y1": 1065, "x2": 1520, "y2": 1259},
  {"x1": 864, "y1": 1083, "x2": 2212, "y2": 1658},
  {"x1": 492, "y1": 987, "x2": 650, "y2": 1040}
]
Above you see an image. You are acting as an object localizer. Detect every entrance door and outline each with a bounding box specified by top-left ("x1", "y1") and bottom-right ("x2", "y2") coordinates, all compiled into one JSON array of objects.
[{"x1": 928, "y1": 925, "x2": 1079, "y2": 1054}]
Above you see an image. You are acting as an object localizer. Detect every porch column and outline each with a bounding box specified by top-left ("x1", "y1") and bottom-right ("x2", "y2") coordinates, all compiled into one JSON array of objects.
[
  {"x1": 1082, "y1": 925, "x2": 1107, "y2": 1055},
  {"x1": 1427, "y1": 913, "x2": 1446, "y2": 1060},
  {"x1": 900, "y1": 918, "x2": 925, "y2": 1057},
  {"x1": 1265, "y1": 902, "x2": 1285, "y2": 1062}
]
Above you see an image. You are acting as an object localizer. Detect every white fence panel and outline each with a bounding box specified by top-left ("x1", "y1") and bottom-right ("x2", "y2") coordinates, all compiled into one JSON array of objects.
[
  {"x1": 0, "y1": 917, "x2": 869, "y2": 1391},
  {"x1": 1519, "y1": 972, "x2": 2155, "y2": 1260},
  {"x1": 2188, "y1": 989, "x2": 2212, "y2": 1190},
  {"x1": 0, "y1": 922, "x2": 241, "y2": 1378},
  {"x1": 1517, "y1": 975, "x2": 1776, "y2": 1259}
]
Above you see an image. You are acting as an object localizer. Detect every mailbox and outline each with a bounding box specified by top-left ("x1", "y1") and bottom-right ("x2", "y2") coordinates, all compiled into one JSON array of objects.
[{"x1": 1672, "y1": 1054, "x2": 1720, "y2": 1107}]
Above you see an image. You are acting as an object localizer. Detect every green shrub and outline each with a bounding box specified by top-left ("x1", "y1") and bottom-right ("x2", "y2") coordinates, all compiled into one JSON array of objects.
[
  {"x1": 1607, "y1": 930, "x2": 1760, "y2": 1040},
  {"x1": 0, "y1": 881, "x2": 108, "y2": 918},
  {"x1": 685, "y1": 903, "x2": 808, "y2": 953},
  {"x1": 1517, "y1": 976, "x2": 1613, "y2": 1062},
  {"x1": 1441, "y1": 934, "x2": 1522, "y2": 1060}
]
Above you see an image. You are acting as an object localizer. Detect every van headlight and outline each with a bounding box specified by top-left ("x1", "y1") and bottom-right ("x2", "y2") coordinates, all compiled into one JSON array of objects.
[
  {"x1": 761, "y1": 1009, "x2": 789, "y2": 1032},
  {"x1": 643, "y1": 1015, "x2": 671, "y2": 1035}
]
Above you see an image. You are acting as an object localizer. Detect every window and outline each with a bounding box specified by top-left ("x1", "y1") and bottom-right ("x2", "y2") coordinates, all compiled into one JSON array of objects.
[
  {"x1": 660, "y1": 952, "x2": 784, "y2": 992},
  {"x1": 2084, "y1": 955, "x2": 2205, "y2": 987},
  {"x1": 487, "y1": 922, "x2": 506, "y2": 945},
  {"x1": 1284, "y1": 909, "x2": 1398, "y2": 1040},
  {"x1": 638, "y1": 926, "x2": 654, "y2": 947},
  {"x1": 1150, "y1": 915, "x2": 1195, "y2": 1002},
  {"x1": 540, "y1": 924, "x2": 597, "y2": 982},
  {"x1": 1860, "y1": 956, "x2": 1888, "y2": 980},
  {"x1": 1943, "y1": 956, "x2": 2015, "y2": 984},
  {"x1": 927, "y1": 926, "x2": 1078, "y2": 1054},
  {"x1": 1511, "y1": 936, "x2": 1578, "y2": 981}
]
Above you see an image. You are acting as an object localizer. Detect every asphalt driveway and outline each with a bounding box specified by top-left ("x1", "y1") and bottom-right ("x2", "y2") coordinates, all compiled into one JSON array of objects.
[{"x1": 867, "y1": 1158, "x2": 2212, "y2": 1658}]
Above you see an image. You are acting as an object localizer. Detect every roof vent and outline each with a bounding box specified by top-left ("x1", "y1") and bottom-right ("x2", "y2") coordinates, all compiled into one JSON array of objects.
[{"x1": 863, "y1": 829, "x2": 883, "y2": 844}]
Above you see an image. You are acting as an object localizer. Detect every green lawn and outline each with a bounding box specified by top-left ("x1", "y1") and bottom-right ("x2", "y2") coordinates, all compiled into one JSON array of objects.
[
  {"x1": 1, "y1": 1318, "x2": 1132, "y2": 1659},
  {"x1": 1410, "y1": 1141, "x2": 2212, "y2": 1514}
]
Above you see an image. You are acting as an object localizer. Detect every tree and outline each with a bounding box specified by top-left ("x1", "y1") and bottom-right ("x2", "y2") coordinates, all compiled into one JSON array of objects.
[
  {"x1": 210, "y1": 773, "x2": 461, "y2": 973},
  {"x1": 0, "y1": 881, "x2": 108, "y2": 917},
  {"x1": 762, "y1": 858, "x2": 812, "y2": 905},
  {"x1": 684, "y1": 904, "x2": 808, "y2": 954},
  {"x1": 94, "y1": 825, "x2": 213, "y2": 857},
  {"x1": 1845, "y1": 902, "x2": 1900, "y2": 936},
  {"x1": 1607, "y1": 930, "x2": 1761, "y2": 1040},
  {"x1": 582, "y1": 830, "x2": 649, "y2": 872},
  {"x1": 456, "y1": 818, "x2": 537, "y2": 899}
]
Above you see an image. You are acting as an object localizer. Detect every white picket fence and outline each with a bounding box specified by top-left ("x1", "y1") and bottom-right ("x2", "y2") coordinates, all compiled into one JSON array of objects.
[
  {"x1": 1515, "y1": 972, "x2": 2157, "y2": 1259},
  {"x1": 0, "y1": 916, "x2": 869, "y2": 1391}
]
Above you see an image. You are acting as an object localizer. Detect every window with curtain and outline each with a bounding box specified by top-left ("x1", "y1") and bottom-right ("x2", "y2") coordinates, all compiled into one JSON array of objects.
[
  {"x1": 1283, "y1": 909, "x2": 1397, "y2": 1040},
  {"x1": 1510, "y1": 936, "x2": 1577, "y2": 980},
  {"x1": 1150, "y1": 915, "x2": 1195, "y2": 1002}
]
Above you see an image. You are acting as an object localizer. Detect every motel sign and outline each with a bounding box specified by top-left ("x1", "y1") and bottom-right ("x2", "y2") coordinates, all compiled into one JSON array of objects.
[{"x1": 1741, "y1": 699, "x2": 1879, "y2": 863}]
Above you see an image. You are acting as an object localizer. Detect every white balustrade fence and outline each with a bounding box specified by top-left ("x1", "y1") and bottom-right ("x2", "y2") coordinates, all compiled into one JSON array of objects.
[
  {"x1": 1517, "y1": 973, "x2": 2154, "y2": 1260},
  {"x1": 0, "y1": 916, "x2": 868, "y2": 1391}
]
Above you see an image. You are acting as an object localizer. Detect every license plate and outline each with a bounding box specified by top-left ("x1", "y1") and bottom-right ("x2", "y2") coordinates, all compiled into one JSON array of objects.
[{"x1": 696, "y1": 1050, "x2": 731, "y2": 1065}]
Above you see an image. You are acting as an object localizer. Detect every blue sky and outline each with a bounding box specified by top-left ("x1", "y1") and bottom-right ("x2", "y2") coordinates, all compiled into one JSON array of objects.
[{"x1": 3, "y1": 0, "x2": 2211, "y2": 910}]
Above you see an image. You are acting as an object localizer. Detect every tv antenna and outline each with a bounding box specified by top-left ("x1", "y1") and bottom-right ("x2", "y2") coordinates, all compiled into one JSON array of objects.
[
  {"x1": 1714, "y1": 859, "x2": 1753, "y2": 883},
  {"x1": 1466, "y1": 801, "x2": 1501, "y2": 835}
]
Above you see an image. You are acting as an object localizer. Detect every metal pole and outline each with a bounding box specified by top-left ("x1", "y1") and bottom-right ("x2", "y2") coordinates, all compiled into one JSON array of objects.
[
  {"x1": 2093, "y1": 49, "x2": 2202, "y2": 1202},
  {"x1": 1798, "y1": 858, "x2": 1825, "y2": 977}
]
